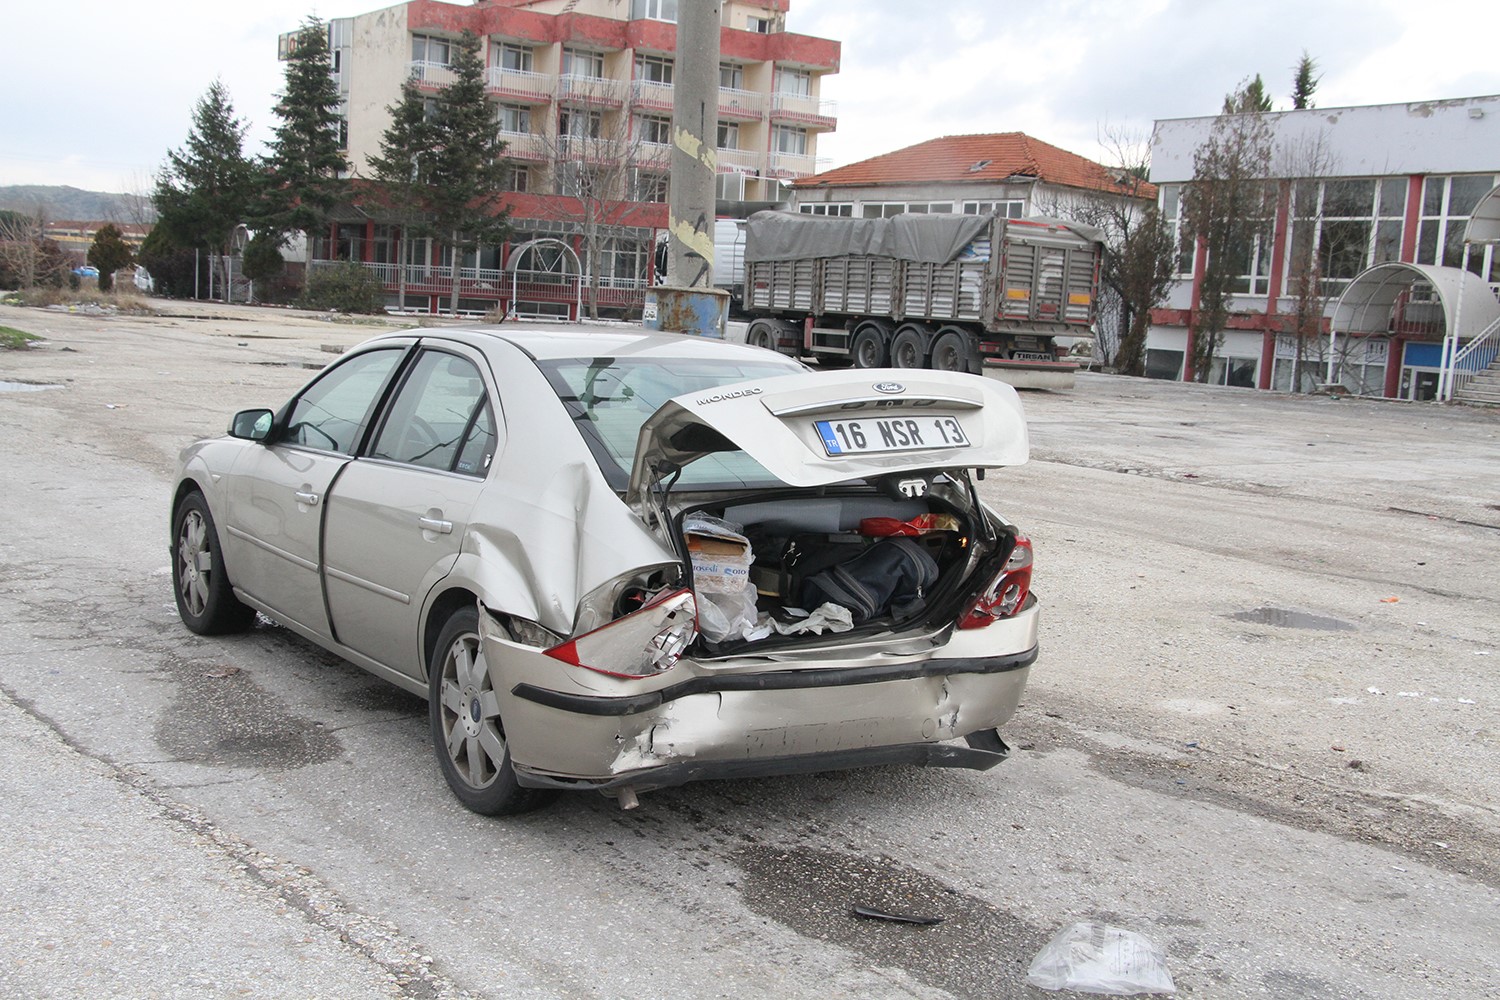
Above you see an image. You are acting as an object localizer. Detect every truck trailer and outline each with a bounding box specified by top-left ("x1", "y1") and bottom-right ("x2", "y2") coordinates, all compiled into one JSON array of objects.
[{"x1": 740, "y1": 210, "x2": 1103, "y2": 388}]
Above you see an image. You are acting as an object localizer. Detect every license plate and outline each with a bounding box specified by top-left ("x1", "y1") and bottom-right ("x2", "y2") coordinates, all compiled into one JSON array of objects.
[{"x1": 814, "y1": 415, "x2": 969, "y2": 456}]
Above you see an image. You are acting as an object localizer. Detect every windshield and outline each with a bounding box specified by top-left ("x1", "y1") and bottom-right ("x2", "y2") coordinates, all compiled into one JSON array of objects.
[{"x1": 538, "y1": 355, "x2": 802, "y2": 490}]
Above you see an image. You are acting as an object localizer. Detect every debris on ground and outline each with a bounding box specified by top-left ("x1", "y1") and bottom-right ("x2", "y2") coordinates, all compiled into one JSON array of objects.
[
  {"x1": 849, "y1": 904, "x2": 944, "y2": 926},
  {"x1": 1026, "y1": 922, "x2": 1176, "y2": 995}
]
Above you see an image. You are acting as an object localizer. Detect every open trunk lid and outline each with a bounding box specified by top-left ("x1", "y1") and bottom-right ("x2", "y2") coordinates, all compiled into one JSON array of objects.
[{"x1": 626, "y1": 369, "x2": 1028, "y2": 507}]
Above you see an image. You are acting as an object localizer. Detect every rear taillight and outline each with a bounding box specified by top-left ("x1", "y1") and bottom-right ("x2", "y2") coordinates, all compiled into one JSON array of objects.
[
  {"x1": 958, "y1": 536, "x2": 1032, "y2": 629},
  {"x1": 544, "y1": 589, "x2": 698, "y2": 679}
]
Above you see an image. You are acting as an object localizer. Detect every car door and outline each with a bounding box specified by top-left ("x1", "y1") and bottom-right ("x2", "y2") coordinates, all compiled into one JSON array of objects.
[
  {"x1": 221, "y1": 345, "x2": 409, "y2": 636},
  {"x1": 322, "y1": 346, "x2": 500, "y2": 676}
]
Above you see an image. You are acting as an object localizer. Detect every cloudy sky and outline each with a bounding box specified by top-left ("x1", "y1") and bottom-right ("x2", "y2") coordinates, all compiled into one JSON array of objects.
[{"x1": 3, "y1": 0, "x2": 1497, "y2": 194}]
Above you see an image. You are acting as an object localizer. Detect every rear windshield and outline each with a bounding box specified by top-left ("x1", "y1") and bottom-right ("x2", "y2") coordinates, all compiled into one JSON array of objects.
[{"x1": 538, "y1": 355, "x2": 802, "y2": 490}]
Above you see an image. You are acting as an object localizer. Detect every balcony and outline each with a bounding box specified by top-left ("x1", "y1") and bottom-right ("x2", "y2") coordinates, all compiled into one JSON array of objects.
[
  {"x1": 631, "y1": 79, "x2": 674, "y2": 112},
  {"x1": 718, "y1": 87, "x2": 765, "y2": 121},
  {"x1": 500, "y1": 132, "x2": 548, "y2": 162},
  {"x1": 715, "y1": 147, "x2": 763, "y2": 175},
  {"x1": 486, "y1": 67, "x2": 554, "y2": 104},
  {"x1": 557, "y1": 74, "x2": 624, "y2": 108},
  {"x1": 769, "y1": 92, "x2": 837, "y2": 131},
  {"x1": 766, "y1": 151, "x2": 818, "y2": 179},
  {"x1": 408, "y1": 60, "x2": 459, "y2": 89}
]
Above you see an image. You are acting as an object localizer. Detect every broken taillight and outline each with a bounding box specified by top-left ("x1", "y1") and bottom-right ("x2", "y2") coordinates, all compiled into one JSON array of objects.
[
  {"x1": 544, "y1": 589, "x2": 698, "y2": 679},
  {"x1": 957, "y1": 536, "x2": 1032, "y2": 629}
]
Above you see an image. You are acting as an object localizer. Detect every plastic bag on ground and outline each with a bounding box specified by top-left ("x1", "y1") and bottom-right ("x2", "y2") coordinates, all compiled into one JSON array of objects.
[{"x1": 1026, "y1": 922, "x2": 1176, "y2": 995}]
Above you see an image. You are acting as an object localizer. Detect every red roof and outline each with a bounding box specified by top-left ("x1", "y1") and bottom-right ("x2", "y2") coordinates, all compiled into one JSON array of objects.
[{"x1": 794, "y1": 133, "x2": 1155, "y2": 199}]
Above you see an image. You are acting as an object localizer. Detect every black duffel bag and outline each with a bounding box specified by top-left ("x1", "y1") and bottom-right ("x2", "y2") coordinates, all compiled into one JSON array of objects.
[{"x1": 799, "y1": 537, "x2": 939, "y2": 623}]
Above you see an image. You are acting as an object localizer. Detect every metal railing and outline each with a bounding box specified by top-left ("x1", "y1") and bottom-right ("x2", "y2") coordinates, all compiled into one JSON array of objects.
[
  {"x1": 769, "y1": 92, "x2": 837, "y2": 127},
  {"x1": 308, "y1": 259, "x2": 650, "y2": 313},
  {"x1": 717, "y1": 87, "x2": 765, "y2": 119},
  {"x1": 557, "y1": 74, "x2": 623, "y2": 106},
  {"x1": 485, "y1": 67, "x2": 553, "y2": 102},
  {"x1": 408, "y1": 60, "x2": 458, "y2": 88},
  {"x1": 631, "y1": 79, "x2": 674, "y2": 111},
  {"x1": 766, "y1": 151, "x2": 817, "y2": 178},
  {"x1": 715, "y1": 147, "x2": 762, "y2": 174},
  {"x1": 1443, "y1": 313, "x2": 1500, "y2": 401}
]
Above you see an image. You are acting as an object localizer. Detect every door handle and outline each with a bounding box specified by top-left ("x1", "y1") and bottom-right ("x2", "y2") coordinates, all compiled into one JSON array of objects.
[
  {"x1": 418, "y1": 516, "x2": 453, "y2": 534},
  {"x1": 295, "y1": 490, "x2": 320, "y2": 505}
]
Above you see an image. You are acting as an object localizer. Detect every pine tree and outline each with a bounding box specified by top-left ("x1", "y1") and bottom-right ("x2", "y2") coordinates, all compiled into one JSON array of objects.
[
  {"x1": 1291, "y1": 52, "x2": 1320, "y2": 110},
  {"x1": 153, "y1": 80, "x2": 257, "y2": 301},
  {"x1": 87, "y1": 223, "x2": 134, "y2": 292},
  {"x1": 425, "y1": 30, "x2": 512, "y2": 315},
  {"x1": 261, "y1": 18, "x2": 349, "y2": 261},
  {"x1": 368, "y1": 78, "x2": 435, "y2": 311},
  {"x1": 1223, "y1": 74, "x2": 1274, "y2": 114}
]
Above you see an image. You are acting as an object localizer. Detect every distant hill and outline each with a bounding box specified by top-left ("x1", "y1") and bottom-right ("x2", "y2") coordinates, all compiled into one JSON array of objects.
[{"x1": 0, "y1": 185, "x2": 155, "y2": 224}]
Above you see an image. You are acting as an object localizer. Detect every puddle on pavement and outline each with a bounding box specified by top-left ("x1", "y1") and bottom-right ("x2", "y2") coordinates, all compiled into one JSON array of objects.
[
  {"x1": 156, "y1": 661, "x2": 342, "y2": 769},
  {"x1": 0, "y1": 380, "x2": 63, "y2": 392},
  {"x1": 1228, "y1": 607, "x2": 1355, "y2": 631},
  {"x1": 735, "y1": 844, "x2": 1047, "y2": 998}
]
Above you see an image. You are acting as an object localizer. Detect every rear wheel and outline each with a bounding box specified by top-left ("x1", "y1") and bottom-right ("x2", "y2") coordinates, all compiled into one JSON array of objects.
[
  {"x1": 172, "y1": 491, "x2": 255, "y2": 635},
  {"x1": 891, "y1": 327, "x2": 927, "y2": 369},
  {"x1": 429, "y1": 607, "x2": 555, "y2": 816},
  {"x1": 850, "y1": 325, "x2": 888, "y2": 368},
  {"x1": 930, "y1": 330, "x2": 978, "y2": 373},
  {"x1": 747, "y1": 320, "x2": 780, "y2": 352}
]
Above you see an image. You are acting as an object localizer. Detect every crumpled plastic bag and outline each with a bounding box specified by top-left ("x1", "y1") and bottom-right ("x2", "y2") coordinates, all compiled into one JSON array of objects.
[
  {"x1": 1026, "y1": 923, "x2": 1176, "y2": 995},
  {"x1": 770, "y1": 603, "x2": 854, "y2": 635},
  {"x1": 683, "y1": 514, "x2": 758, "y2": 642}
]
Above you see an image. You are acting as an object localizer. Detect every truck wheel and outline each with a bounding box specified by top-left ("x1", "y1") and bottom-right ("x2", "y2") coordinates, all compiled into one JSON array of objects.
[
  {"x1": 747, "y1": 320, "x2": 779, "y2": 351},
  {"x1": 891, "y1": 328, "x2": 927, "y2": 369},
  {"x1": 850, "y1": 326, "x2": 888, "y2": 368},
  {"x1": 931, "y1": 331, "x2": 979, "y2": 374}
]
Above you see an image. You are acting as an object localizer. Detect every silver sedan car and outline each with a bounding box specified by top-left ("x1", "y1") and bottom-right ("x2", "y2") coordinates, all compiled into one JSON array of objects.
[{"x1": 171, "y1": 327, "x2": 1038, "y2": 814}]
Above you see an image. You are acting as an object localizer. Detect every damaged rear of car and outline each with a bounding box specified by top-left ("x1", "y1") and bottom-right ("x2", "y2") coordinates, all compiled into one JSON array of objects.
[{"x1": 474, "y1": 359, "x2": 1038, "y2": 811}]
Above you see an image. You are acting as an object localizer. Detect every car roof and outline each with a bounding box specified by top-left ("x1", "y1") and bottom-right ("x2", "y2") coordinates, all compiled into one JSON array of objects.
[{"x1": 373, "y1": 323, "x2": 800, "y2": 365}]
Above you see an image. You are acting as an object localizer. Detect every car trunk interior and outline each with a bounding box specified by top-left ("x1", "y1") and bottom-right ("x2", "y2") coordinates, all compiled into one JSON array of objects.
[{"x1": 674, "y1": 474, "x2": 1013, "y2": 654}]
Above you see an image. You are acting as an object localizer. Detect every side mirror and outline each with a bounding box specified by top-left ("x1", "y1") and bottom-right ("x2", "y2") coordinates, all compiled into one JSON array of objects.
[{"x1": 229, "y1": 408, "x2": 275, "y2": 442}]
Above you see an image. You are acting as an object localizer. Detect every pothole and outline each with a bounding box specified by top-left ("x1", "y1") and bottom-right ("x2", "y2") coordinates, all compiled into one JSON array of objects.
[{"x1": 1226, "y1": 607, "x2": 1355, "y2": 631}]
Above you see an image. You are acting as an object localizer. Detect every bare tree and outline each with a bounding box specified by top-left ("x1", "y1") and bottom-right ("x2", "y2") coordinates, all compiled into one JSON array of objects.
[
  {"x1": 1181, "y1": 79, "x2": 1276, "y2": 382},
  {"x1": 534, "y1": 80, "x2": 667, "y2": 318},
  {"x1": 0, "y1": 210, "x2": 68, "y2": 290}
]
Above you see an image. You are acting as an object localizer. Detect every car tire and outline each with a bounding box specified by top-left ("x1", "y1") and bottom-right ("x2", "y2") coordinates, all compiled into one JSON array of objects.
[
  {"x1": 850, "y1": 326, "x2": 888, "y2": 368},
  {"x1": 172, "y1": 491, "x2": 255, "y2": 635},
  {"x1": 428, "y1": 607, "x2": 555, "y2": 816},
  {"x1": 930, "y1": 330, "x2": 978, "y2": 373},
  {"x1": 891, "y1": 327, "x2": 927, "y2": 369}
]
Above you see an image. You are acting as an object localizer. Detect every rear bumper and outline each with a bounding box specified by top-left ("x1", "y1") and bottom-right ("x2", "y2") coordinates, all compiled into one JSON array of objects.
[{"x1": 485, "y1": 605, "x2": 1037, "y2": 788}]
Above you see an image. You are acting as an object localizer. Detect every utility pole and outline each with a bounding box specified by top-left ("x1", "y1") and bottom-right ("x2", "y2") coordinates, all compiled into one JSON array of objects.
[{"x1": 643, "y1": 0, "x2": 729, "y2": 337}]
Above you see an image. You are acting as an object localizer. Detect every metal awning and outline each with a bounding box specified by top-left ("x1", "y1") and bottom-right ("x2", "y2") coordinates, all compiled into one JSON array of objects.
[
  {"x1": 1466, "y1": 185, "x2": 1500, "y2": 246},
  {"x1": 1332, "y1": 262, "x2": 1500, "y2": 339}
]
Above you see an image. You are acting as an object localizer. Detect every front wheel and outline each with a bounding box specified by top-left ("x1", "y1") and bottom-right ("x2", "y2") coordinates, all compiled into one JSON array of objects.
[
  {"x1": 172, "y1": 491, "x2": 255, "y2": 635},
  {"x1": 429, "y1": 607, "x2": 555, "y2": 816}
]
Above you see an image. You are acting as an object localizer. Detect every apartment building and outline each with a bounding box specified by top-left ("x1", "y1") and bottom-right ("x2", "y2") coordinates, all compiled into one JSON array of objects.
[
  {"x1": 1148, "y1": 95, "x2": 1500, "y2": 400},
  {"x1": 307, "y1": 0, "x2": 840, "y2": 315}
]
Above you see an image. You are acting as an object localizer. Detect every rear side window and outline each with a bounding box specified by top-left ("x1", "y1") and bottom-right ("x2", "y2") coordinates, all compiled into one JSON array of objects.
[
  {"x1": 372, "y1": 350, "x2": 497, "y2": 475},
  {"x1": 284, "y1": 348, "x2": 404, "y2": 454}
]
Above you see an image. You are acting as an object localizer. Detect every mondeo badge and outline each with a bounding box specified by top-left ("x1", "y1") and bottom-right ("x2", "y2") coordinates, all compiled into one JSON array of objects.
[{"x1": 873, "y1": 382, "x2": 905, "y2": 394}]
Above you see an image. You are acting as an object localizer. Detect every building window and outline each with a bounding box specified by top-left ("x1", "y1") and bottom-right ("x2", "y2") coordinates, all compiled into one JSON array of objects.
[
  {"x1": 411, "y1": 34, "x2": 451, "y2": 66},
  {"x1": 559, "y1": 107, "x2": 602, "y2": 139},
  {"x1": 507, "y1": 167, "x2": 529, "y2": 193},
  {"x1": 635, "y1": 54, "x2": 674, "y2": 84},
  {"x1": 716, "y1": 172, "x2": 746, "y2": 201},
  {"x1": 860, "y1": 202, "x2": 953, "y2": 218},
  {"x1": 562, "y1": 47, "x2": 604, "y2": 79},
  {"x1": 775, "y1": 67, "x2": 811, "y2": 96},
  {"x1": 748, "y1": 16, "x2": 772, "y2": 33},
  {"x1": 716, "y1": 122, "x2": 739, "y2": 150},
  {"x1": 771, "y1": 125, "x2": 808, "y2": 156},
  {"x1": 631, "y1": 0, "x2": 677, "y2": 21},
  {"x1": 1418, "y1": 174, "x2": 1498, "y2": 280},
  {"x1": 497, "y1": 104, "x2": 531, "y2": 135},
  {"x1": 962, "y1": 200, "x2": 1024, "y2": 218},
  {"x1": 719, "y1": 62, "x2": 744, "y2": 90},
  {"x1": 1159, "y1": 184, "x2": 1193, "y2": 276},
  {"x1": 494, "y1": 43, "x2": 533, "y2": 73},
  {"x1": 632, "y1": 171, "x2": 669, "y2": 203},
  {"x1": 799, "y1": 203, "x2": 854, "y2": 217},
  {"x1": 636, "y1": 114, "x2": 671, "y2": 146}
]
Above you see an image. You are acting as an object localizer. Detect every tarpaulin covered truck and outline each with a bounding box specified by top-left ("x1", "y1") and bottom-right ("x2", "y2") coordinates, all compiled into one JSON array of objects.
[{"x1": 740, "y1": 210, "x2": 1104, "y2": 388}]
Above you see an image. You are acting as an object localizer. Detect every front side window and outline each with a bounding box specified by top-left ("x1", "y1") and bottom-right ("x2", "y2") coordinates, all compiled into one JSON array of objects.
[
  {"x1": 372, "y1": 350, "x2": 496, "y2": 475},
  {"x1": 284, "y1": 348, "x2": 405, "y2": 454}
]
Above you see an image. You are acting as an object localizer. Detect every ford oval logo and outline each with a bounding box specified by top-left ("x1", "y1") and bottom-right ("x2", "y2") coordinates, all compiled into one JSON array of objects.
[{"x1": 873, "y1": 382, "x2": 905, "y2": 394}]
